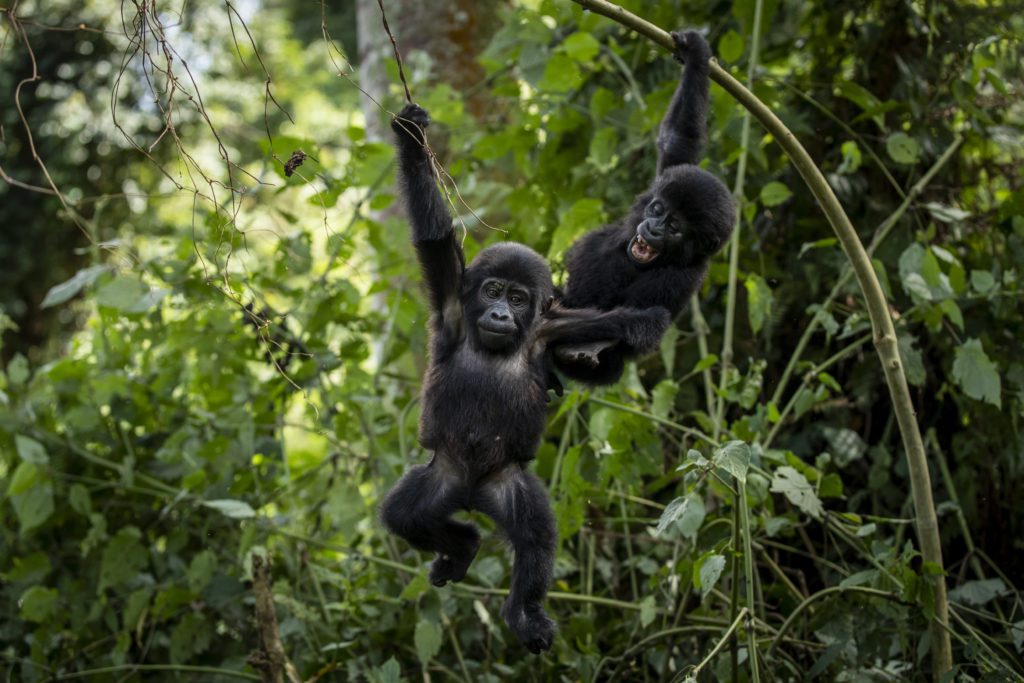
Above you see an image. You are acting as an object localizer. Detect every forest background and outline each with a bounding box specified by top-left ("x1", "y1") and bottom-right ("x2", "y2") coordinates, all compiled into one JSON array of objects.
[{"x1": 1, "y1": 0, "x2": 1022, "y2": 680}]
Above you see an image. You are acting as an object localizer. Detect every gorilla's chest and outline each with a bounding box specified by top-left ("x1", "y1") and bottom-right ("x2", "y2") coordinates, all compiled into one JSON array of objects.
[{"x1": 420, "y1": 346, "x2": 546, "y2": 462}]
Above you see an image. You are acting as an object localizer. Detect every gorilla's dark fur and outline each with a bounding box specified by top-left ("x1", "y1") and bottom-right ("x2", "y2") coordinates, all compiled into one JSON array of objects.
[
  {"x1": 379, "y1": 103, "x2": 656, "y2": 653},
  {"x1": 552, "y1": 30, "x2": 736, "y2": 385}
]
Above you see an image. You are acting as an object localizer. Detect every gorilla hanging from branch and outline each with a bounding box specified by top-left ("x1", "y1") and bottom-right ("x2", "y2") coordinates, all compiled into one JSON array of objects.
[
  {"x1": 380, "y1": 103, "x2": 661, "y2": 653},
  {"x1": 550, "y1": 30, "x2": 736, "y2": 385}
]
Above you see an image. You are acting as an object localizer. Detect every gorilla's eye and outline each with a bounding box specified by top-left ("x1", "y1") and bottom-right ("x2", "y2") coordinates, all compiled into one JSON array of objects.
[
  {"x1": 484, "y1": 282, "x2": 503, "y2": 299},
  {"x1": 648, "y1": 201, "x2": 665, "y2": 217},
  {"x1": 508, "y1": 291, "x2": 528, "y2": 307}
]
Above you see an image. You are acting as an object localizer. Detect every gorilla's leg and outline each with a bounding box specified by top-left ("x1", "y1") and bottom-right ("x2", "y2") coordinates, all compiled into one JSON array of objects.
[
  {"x1": 475, "y1": 466, "x2": 557, "y2": 653},
  {"x1": 380, "y1": 463, "x2": 481, "y2": 586}
]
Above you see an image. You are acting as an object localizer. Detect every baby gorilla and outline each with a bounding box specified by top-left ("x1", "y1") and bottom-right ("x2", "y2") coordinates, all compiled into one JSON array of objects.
[
  {"x1": 551, "y1": 30, "x2": 737, "y2": 385},
  {"x1": 380, "y1": 103, "x2": 657, "y2": 653}
]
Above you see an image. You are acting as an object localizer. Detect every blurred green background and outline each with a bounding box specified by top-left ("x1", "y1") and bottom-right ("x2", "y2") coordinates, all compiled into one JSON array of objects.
[{"x1": 1, "y1": 0, "x2": 1022, "y2": 680}]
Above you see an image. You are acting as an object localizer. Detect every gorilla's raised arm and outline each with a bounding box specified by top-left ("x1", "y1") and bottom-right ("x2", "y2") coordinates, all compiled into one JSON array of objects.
[
  {"x1": 656, "y1": 30, "x2": 712, "y2": 173},
  {"x1": 539, "y1": 303, "x2": 670, "y2": 353},
  {"x1": 392, "y1": 104, "x2": 465, "y2": 337}
]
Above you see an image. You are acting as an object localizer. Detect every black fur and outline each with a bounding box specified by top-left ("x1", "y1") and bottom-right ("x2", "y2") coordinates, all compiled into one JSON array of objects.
[
  {"x1": 550, "y1": 30, "x2": 736, "y2": 385},
  {"x1": 380, "y1": 103, "x2": 656, "y2": 653}
]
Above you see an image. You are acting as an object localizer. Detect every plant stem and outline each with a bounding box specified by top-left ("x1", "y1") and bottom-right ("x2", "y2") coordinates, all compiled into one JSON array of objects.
[
  {"x1": 714, "y1": 0, "x2": 764, "y2": 439},
  {"x1": 676, "y1": 607, "x2": 749, "y2": 682},
  {"x1": 738, "y1": 479, "x2": 761, "y2": 683},
  {"x1": 568, "y1": 1, "x2": 953, "y2": 673}
]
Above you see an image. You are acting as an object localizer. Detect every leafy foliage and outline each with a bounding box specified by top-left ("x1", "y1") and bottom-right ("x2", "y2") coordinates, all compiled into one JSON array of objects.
[{"x1": 1, "y1": 0, "x2": 1023, "y2": 680}]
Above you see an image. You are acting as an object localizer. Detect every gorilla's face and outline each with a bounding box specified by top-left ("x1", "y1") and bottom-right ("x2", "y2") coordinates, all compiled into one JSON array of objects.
[
  {"x1": 628, "y1": 197, "x2": 685, "y2": 267},
  {"x1": 470, "y1": 277, "x2": 533, "y2": 352}
]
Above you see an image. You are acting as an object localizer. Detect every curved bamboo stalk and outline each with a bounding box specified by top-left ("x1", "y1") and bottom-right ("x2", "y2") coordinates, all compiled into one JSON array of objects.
[{"x1": 568, "y1": 0, "x2": 952, "y2": 675}]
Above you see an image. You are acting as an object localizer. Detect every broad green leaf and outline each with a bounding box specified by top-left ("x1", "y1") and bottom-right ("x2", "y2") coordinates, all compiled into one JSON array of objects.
[
  {"x1": 15, "y1": 435, "x2": 48, "y2": 464},
  {"x1": 99, "y1": 528, "x2": 148, "y2": 591},
  {"x1": 951, "y1": 339, "x2": 1001, "y2": 408},
  {"x1": 400, "y1": 573, "x2": 430, "y2": 601},
  {"x1": 7, "y1": 462, "x2": 54, "y2": 534},
  {"x1": 923, "y1": 202, "x2": 970, "y2": 223},
  {"x1": 760, "y1": 181, "x2": 792, "y2": 207},
  {"x1": 655, "y1": 492, "x2": 705, "y2": 541},
  {"x1": 714, "y1": 441, "x2": 751, "y2": 483},
  {"x1": 970, "y1": 270, "x2": 996, "y2": 294},
  {"x1": 40, "y1": 265, "x2": 109, "y2": 309},
  {"x1": 695, "y1": 553, "x2": 726, "y2": 601},
  {"x1": 69, "y1": 483, "x2": 91, "y2": 516},
  {"x1": 821, "y1": 427, "x2": 866, "y2": 465},
  {"x1": 539, "y1": 53, "x2": 583, "y2": 92},
  {"x1": 548, "y1": 198, "x2": 605, "y2": 259},
  {"x1": 19, "y1": 586, "x2": 59, "y2": 623},
  {"x1": 202, "y1": 499, "x2": 257, "y2": 519},
  {"x1": 187, "y1": 550, "x2": 217, "y2": 592},
  {"x1": 840, "y1": 569, "x2": 879, "y2": 588},
  {"x1": 415, "y1": 620, "x2": 443, "y2": 663},
  {"x1": 949, "y1": 579, "x2": 1009, "y2": 606},
  {"x1": 95, "y1": 277, "x2": 149, "y2": 311},
  {"x1": 562, "y1": 32, "x2": 600, "y2": 62},
  {"x1": 886, "y1": 132, "x2": 920, "y2": 165},
  {"x1": 898, "y1": 333, "x2": 926, "y2": 387},
  {"x1": 718, "y1": 30, "x2": 744, "y2": 62},
  {"x1": 744, "y1": 274, "x2": 773, "y2": 334},
  {"x1": 371, "y1": 657, "x2": 402, "y2": 683},
  {"x1": 639, "y1": 595, "x2": 657, "y2": 627},
  {"x1": 770, "y1": 466, "x2": 824, "y2": 520},
  {"x1": 170, "y1": 612, "x2": 212, "y2": 663},
  {"x1": 651, "y1": 380, "x2": 678, "y2": 419}
]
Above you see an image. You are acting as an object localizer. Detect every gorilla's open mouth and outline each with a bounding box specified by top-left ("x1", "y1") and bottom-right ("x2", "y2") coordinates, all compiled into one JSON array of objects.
[{"x1": 628, "y1": 234, "x2": 659, "y2": 265}]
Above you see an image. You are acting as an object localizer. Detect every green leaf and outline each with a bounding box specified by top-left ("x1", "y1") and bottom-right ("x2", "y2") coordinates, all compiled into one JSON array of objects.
[
  {"x1": 562, "y1": 32, "x2": 600, "y2": 62},
  {"x1": 970, "y1": 270, "x2": 996, "y2": 294},
  {"x1": 886, "y1": 132, "x2": 920, "y2": 165},
  {"x1": 718, "y1": 30, "x2": 745, "y2": 63},
  {"x1": 187, "y1": 550, "x2": 217, "y2": 592},
  {"x1": 639, "y1": 595, "x2": 657, "y2": 627},
  {"x1": 539, "y1": 53, "x2": 583, "y2": 93},
  {"x1": 837, "y1": 141, "x2": 862, "y2": 174},
  {"x1": 694, "y1": 553, "x2": 726, "y2": 601},
  {"x1": 770, "y1": 466, "x2": 824, "y2": 520},
  {"x1": 760, "y1": 181, "x2": 792, "y2": 207},
  {"x1": 99, "y1": 528, "x2": 148, "y2": 591},
  {"x1": 202, "y1": 498, "x2": 257, "y2": 519},
  {"x1": 399, "y1": 573, "x2": 430, "y2": 601},
  {"x1": 651, "y1": 380, "x2": 678, "y2": 419},
  {"x1": 548, "y1": 198, "x2": 605, "y2": 258},
  {"x1": 923, "y1": 202, "x2": 970, "y2": 223},
  {"x1": 69, "y1": 483, "x2": 92, "y2": 516},
  {"x1": 713, "y1": 441, "x2": 751, "y2": 483},
  {"x1": 170, "y1": 612, "x2": 212, "y2": 663},
  {"x1": 898, "y1": 333, "x2": 926, "y2": 387},
  {"x1": 951, "y1": 338, "x2": 1001, "y2": 408},
  {"x1": 95, "y1": 276, "x2": 150, "y2": 311},
  {"x1": 655, "y1": 492, "x2": 705, "y2": 541},
  {"x1": 15, "y1": 435, "x2": 48, "y2": 464},
  {"x1": 40, "y1": 265, "x2": 109, "y2": 309},
  {"x1": 744, "y1": 273, "x2": 773, "y2": 334},
  {"x1": 7, "y1": 462, "x2": 54, "y2": 534},
  {"x1": 19, "y1": 586, "x2": 59, "y2": 623},
  {"x1": 371, "y1": 657, "x2": 402, "y2": 683},
  {"x1": 414, "y1": 620, "x2": 442, "y2": 664},
  {"x1": 949, "y1": 579, "x2": 1009, "y2": 607}
]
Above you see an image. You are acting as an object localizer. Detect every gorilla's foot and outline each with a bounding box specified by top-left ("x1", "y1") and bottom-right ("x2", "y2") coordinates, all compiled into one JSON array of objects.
[
  {"x1": 429, "y1": 538, "x2": 480, "y2": 587},
  {"x1": 501, "y1": 601, "x2": 556, "y2": 654}
]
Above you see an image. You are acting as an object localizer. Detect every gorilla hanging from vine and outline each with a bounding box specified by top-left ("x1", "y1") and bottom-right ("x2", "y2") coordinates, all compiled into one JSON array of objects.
[
  {"x1": 550, "y1": 30, "x2": 736, "y2": 385},
  {"x1": 380, "y1": 103, "x2": 663, "y2": 653}
]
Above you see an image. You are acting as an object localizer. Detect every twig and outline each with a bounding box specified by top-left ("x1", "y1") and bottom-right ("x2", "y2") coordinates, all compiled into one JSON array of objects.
[{"x1": 249, "y1": 553, "x2": 302, "y2": 683}]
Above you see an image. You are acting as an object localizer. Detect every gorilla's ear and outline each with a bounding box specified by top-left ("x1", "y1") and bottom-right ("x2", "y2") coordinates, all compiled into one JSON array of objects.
[
  {"x1": 697, "y1": 231, "x2": 722, "y2": 255},
  {"x1": 541, "y1": 295, "x2": 554, "y2": 314}
]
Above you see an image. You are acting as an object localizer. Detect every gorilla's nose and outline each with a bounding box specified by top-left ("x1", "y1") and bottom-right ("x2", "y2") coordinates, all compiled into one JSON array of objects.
[{"x1": 490, "y1": 310, "x2": 511, "y2": 322}]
